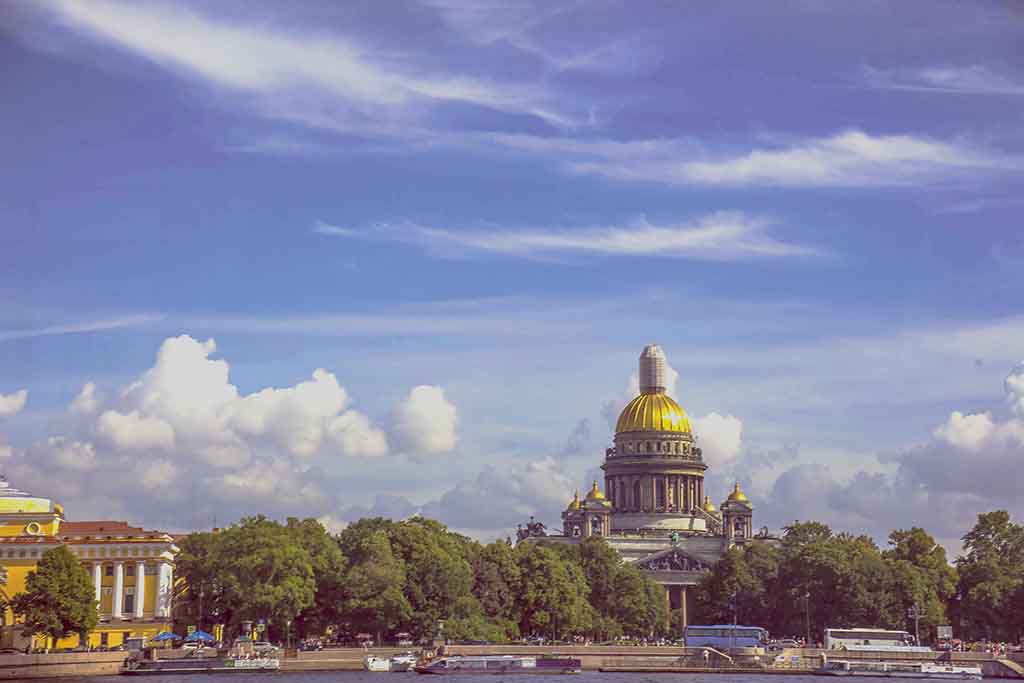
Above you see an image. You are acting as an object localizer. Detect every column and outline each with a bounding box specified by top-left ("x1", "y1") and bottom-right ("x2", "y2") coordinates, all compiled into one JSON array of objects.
[
  {"x1": 156, "y1": 562, "x2": 173, "y2": 618},
  {"x1": 650, "y1": 477, "x2": 656, "y2": 513},
  {"x1": 112, "y1": 562, "x2": 124, "y2": 619},
  {"x1": 681, "y1": 586, "x2": 688, "y2": 630},
  {"x1": 92, "y1": 563, "x2": 102, "y2": 607},
  {"x1": 135, "y1": 562, "x2": 146, "y2": 619}
]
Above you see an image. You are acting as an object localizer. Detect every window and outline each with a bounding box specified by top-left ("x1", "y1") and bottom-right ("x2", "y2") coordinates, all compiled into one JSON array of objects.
[
  {"x1": 124, "y1": 589, "x2": 134, "y2": 614},
  {"x1": 126, "y1": 565, "x2": 134, "y2": 576},
  {"x1": 633, "y1": 481, "x2": 641, "y2": 509},
  {"x1": 105, "y1": 565, "x2": 113, "y2": 577},
  {"x1": 100, "y1": 632, "x2": 108, "y2": 646},
  {"x1": 656, "y1": 479, "x2": 666, "y2": 508}
]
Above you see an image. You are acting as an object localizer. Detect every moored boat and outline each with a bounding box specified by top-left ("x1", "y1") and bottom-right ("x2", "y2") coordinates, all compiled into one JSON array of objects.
[
  {"x1": 122, "y1": 656, "x2": 280, "y2": 675},
  {"x1": 365, "y1": 652, "x2": 419, "y2": 673},
  {"x1": 817, "y1": 659, "x2": 982, "y2": 679},
  {"x1": 415, "y1": 655, "x2": 581, "y2": 675}
]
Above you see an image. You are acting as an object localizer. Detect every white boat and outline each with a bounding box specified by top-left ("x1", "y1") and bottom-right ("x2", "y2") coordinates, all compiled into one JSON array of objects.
[
  {"x1": 365, "y1": 653, "x2": 419, "y2": 673},
  {"x1": 366, "y1": 656, "x2": 393, "y2": 672},
  {"x1": 818, "y1": 659, "x2": 983, "y2": 679}
]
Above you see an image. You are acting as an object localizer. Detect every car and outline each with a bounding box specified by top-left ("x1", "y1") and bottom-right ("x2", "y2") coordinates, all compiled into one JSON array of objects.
[
  {"x1": 253, "y1": 641, "x2": 277, "y2": 653},
  {"x1": 769, "y1": 639, "x2": 801, "y2": 651},
  {"x1": 182, "y1": 642, "x2": 201, "y2": 650}
]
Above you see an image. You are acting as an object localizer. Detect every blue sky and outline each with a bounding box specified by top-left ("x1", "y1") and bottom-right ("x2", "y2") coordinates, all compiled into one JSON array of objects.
[{"x1": 1, "y1": 1, "x2": 1022, "y2": 548}]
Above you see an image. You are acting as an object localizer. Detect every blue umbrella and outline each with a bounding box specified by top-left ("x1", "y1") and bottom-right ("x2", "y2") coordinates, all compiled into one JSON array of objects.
[
  {"x1": 152, "y1": 631, "x2": 181, "y2": 642},
  {"x1": 184, "y1": 630, "x2": 215, "y2": 642}
]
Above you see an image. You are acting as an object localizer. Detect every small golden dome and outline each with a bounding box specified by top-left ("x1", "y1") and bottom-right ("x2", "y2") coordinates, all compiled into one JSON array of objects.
[
  {"x1": 615, "y1": 393, "x2": 692, "y2": 434},
  {"x1": 585, "y1": 481, "x2": 606, "y2": 501},
  {"x1": 727, "y1": 481, "x2": 749, "y2": 503},
  {"x1": 567, "y1": 490, "x2": 581, "y2": 510},
  {"x1": 703, "y1": 495, "x2": 718, "y2": 513}
]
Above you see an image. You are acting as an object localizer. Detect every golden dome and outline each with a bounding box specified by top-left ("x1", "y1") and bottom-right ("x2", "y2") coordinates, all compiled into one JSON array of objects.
[
  {"x1": 727, "y1": 481, "x2": 749, "y2": 503},
  {"x1": 585, "y1": 481, "x2": 606, "y2": 501},
  {"x1": 703, "y1": 495, "x2": 718, "y2": 513},
  {"x1": 616, "y1": 393, "x2": 692, "y2": 434},
  {"x1": 567, "y1": 490, "x2": 581, "y2": 510}
]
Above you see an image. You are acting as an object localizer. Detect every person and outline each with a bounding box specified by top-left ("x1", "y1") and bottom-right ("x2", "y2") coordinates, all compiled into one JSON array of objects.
[{"x1": 703, "y1": 649, "x2": 710, "y2": 667}]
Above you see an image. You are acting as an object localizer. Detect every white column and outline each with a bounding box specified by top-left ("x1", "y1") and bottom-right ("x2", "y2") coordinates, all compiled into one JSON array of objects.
[
  {"x1": 135, "y1": 562, "x2": 146, "y2": 619},
  {"x1": 112, "y1": 562, "x2": 124, "y2": 619},
  {"x1": 93, "y1": 563, "x2": 102, "y2": 607},
  {"x1": 156, "y1": 562, "x2": 173, "y2": 618}
]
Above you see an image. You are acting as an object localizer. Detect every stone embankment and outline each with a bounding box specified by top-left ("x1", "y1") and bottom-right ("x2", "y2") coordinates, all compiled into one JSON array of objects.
[{"x1": 3, "y1": 645, "x2": 1023, "y2": 678}]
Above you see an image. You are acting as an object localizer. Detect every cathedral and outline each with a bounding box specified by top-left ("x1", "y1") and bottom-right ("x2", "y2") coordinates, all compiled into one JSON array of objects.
[{"x1": 544, "y1": 344, "x2": 763, "y2": 626}]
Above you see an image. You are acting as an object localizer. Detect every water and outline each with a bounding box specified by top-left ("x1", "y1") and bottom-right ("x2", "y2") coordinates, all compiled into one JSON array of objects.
[{"x1": 38, "y1": 673, "x2": 835, "y2": 683}]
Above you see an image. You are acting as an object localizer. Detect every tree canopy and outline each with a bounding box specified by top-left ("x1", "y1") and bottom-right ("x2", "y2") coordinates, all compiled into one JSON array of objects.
[{"x1": 11, "y1": 545, "x2": 97, "y2": 646}]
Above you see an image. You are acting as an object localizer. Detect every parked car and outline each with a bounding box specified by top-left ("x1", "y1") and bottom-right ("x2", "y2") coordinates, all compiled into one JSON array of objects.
[{"x1": 769, "y1": 639, "x2": 801, "y2": 651}]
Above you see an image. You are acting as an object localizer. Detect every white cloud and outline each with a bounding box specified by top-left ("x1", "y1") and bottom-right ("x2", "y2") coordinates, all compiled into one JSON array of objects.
[
  {"x1": 70, "y1": 382, "x2": 99, "y2": 416},
  {"x1": 316, "y1": 213, "x2": 820, "y2": 261},
  {"x1": 933, "y1": 411, "x2": 997, "y2": 451},
  {"x1": 97, "y1": 410, "x2": 176, "y2": 451},
  {"x1": 488, "y1": 128, "x2": 1015, "y2": 189},
  {"x1": 1006, "y1": 363, "x2": 1024, "y2": 418},
  {"x1": 693, "y1": 413, "x2": 744, "y2": 467},
  {"x1": 49, "y1": 0, "x2": 572, "y2": 130},
  {"x1": 0, "y1": 314, "x2": 163, "y2": 343},
  {"x1": 28, "y1": 437, "x2": 98, "y2": 472},
  {"x1": 0, "y1": 389, "x2": 27, "y2": 418},
  {"x1": 391, "y1": 385, "x2": 459, "y2": 454},
  {"x1": 862, "y1": 65, "x2": 1024, "y2": 96},
  {"x1": 326, "y1": 411, "x2": 389, "y2": 458}
]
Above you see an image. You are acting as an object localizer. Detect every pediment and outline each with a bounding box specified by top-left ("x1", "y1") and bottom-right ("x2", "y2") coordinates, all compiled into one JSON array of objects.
[{"x1": 636, "y1": 547, "x2": 710, "y2": 572}]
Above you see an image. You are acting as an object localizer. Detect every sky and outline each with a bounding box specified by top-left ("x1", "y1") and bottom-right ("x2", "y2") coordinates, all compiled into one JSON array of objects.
[{"x1": 1, "y1": 0, "x2": 1023, "y2": 552}]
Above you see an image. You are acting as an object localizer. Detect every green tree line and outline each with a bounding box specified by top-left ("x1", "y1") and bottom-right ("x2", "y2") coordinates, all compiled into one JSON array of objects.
[
  {"x1": 694, "y1": 512, "x2": 1024, "y2": 644},
  {"x1": 173, "y1": 515, "x2": 671, "y2": 643}
]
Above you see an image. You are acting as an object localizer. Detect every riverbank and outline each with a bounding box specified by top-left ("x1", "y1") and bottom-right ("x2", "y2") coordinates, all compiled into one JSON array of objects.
[{"x1": 3, "y1": 645, "x2": 1022, "y2": 679}]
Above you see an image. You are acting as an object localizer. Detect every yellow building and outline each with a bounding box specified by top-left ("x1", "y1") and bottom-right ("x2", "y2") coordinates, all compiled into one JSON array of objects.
[{"x1": 0, "y1": 478, "x2": 177, "y2": 650}]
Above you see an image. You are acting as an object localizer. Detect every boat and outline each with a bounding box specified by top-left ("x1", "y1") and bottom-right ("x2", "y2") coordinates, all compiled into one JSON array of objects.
[
  {"x1": 365, "y1": 653, "x2": 419, "y2": 673},
  {"x1": 415, "y1": 655, "x2": 582, "y2": 675},
  {"x1": 817, "y1": 659, "x2": 982, "y2": 679},
  {"x1": 122, "y1": 655, "x2": 280, "y2": 675}
]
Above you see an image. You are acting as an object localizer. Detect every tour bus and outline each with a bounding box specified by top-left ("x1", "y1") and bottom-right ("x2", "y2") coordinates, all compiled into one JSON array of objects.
[
  {"x1": 684, "y1": 625, "x2": 769, "y2": 649},
  {"x1": 823, "y1": 628, "x2": 928, "y2": 651}
]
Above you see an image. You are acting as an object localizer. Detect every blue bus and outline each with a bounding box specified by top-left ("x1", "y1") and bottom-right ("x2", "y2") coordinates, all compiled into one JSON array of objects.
[{"x1": 684, "y1": 625, "x2": 768, "y2": 649}]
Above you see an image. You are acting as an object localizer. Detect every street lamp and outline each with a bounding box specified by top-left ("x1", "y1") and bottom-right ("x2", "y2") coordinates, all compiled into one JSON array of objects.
[
  {"x1": 730, "y1": 590, "x2": 738, "y2": 652},
  {"x1": 803, "y1": 592, "x2": 811, "y2": 646},
  {"x1": 907, "y1": 603, "x2": 922, "y2": 646}
]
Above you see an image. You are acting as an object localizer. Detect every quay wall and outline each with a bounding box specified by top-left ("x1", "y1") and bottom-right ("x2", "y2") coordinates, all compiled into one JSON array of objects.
[
  {"x1": 0, "y1": 650, "x2": 128, "y2": 679},
  {"x1": 2, "y1": 645, "x2": 1021, "y2": 678}
]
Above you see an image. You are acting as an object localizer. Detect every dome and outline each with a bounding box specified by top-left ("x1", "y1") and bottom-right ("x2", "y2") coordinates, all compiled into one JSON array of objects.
[
  {"x1": 585, "y1": 481, "x2": 606, "y2": 501},
  {"x1": 703, "y1": 495, "x2": 718, "y2": 513},
  {"x1": 616, "y1": 393, "x2": 692, "y2": 434},
  {"x1": 567, "y1": 490, "x2": 581, "y2": 510},
  {"x1": 727, "y1": 481, "x2": 749, "y2": 503}
]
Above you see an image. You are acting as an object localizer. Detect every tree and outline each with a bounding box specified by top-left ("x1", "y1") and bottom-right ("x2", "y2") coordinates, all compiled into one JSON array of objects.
[
  {"x1": 285, "y1": 518, "x2": 347, "y2": 637},
  {"x1": 11, "y1": 546, "x2": 97, "y2": 648},
  {"x1": 956, "y1": 511, "x2": 1024, "y2": 641},
  {"x1": 341, "y1": 530, "x2": 411, "y2": 643},
  {"x1": 514, "y1": 543, "x2": 591, "y2": 639},
  {"x1": 471, "y1": 540, "x2": 521, "y2": 639}
]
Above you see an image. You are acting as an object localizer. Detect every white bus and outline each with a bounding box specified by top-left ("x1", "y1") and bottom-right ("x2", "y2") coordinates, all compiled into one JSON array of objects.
[{"x1": 823, "y1": 628, "x2": 930, "y2": 652}]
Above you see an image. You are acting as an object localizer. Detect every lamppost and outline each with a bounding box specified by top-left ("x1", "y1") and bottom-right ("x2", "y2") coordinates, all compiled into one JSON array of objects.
[
  {"x1": 803, "y1": 592, "x2": 811, "y2": 646},
  {"x1": 730, "y1": 590, "x2": 738, "y2": 652},
  {"x1": 908, "y1": 603, "x2": 922, "y2": 646},
  {"x1": 286, "y1": 620, "x2": 292, "y2": 651}
]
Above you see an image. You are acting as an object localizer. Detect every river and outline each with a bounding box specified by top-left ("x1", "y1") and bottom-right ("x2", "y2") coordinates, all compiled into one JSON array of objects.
[{"x1": 37, "y1": 673, "x2": 834, "y2": 683}]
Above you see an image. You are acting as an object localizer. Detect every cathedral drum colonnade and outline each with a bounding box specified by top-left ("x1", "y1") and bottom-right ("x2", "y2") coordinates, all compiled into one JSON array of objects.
[{"x1": 555, "y1": 345, "x2": 760, "y2": 629}]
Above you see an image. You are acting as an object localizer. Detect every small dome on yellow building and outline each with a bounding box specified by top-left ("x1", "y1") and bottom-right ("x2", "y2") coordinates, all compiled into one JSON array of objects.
[
  {"x1": 585, "y1": 481, "x2": 606, "y2": 501},
  {"x1": 726, "y1": 481, "x2": 749, "y2": 503},
  {"x1": 567, "y1": 490, "x2": 581, "y2": 510},
  {"x1": 615, "y1": 393, "x2": 692, "y2": 434},
  {"x1": 703, "y1": 495, "x2": 718, "y2": 513}
]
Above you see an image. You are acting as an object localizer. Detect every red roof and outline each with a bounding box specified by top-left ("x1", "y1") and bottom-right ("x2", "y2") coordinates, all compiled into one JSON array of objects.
[
  {"x1": 59, "y1": 520, "x2": 171, "y2": 539},
  {"x1": 0, "y1": 535, "x2": 59, "y2": 544}
]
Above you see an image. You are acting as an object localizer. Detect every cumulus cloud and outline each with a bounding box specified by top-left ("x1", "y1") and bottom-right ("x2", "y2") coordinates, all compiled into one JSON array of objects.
[
  {"x1": 0, "y1": 389, "x2": 28, "y2": 418},
  {"x1": 0, "y1": 334, "x2": 452, "y2": 531},
  {"x1": 391, "y1": 385, "x2": 458, "y2": 455},
  {"x1": 97, "y1": 410, "x2": 175, "y2": 451},
  {"x1": 70, "y1": 382, "x2": 99, "y2": 416},
  {"x1": 693, "y1": 412, "x2": 744, "y2": 467},
  {"x1": 1006, "y1": 362, "x2": 1024, "y2": 417}
]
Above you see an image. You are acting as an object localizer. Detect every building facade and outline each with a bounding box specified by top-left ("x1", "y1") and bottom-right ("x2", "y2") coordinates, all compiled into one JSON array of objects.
[
  {"x1": 0, "y1": 478, "x2": 177, "y2": 650},
  {"x1": 544, "y1": 345, "x2": 767, "y2": 627}
]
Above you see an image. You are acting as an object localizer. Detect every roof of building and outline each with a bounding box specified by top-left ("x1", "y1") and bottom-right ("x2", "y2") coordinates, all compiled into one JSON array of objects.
[
  {"x1": 58, "y1": 521, "x2": 173, "y2": 541},
  {"x1": 726, "y1": 481, "x2": 749, "y2": 503},
  {"x1": 585, "y1": 480, "x2": 606, "y2": 501},
  {"x1": 616, "y1": 392, "x2": 692, "y2": 434},
  {"x1": 703, "y1": 495, "x2": 718, "y2": 513},
  {"x1": 567, "y1": 490, "x2": 581, "y2": 510}
]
